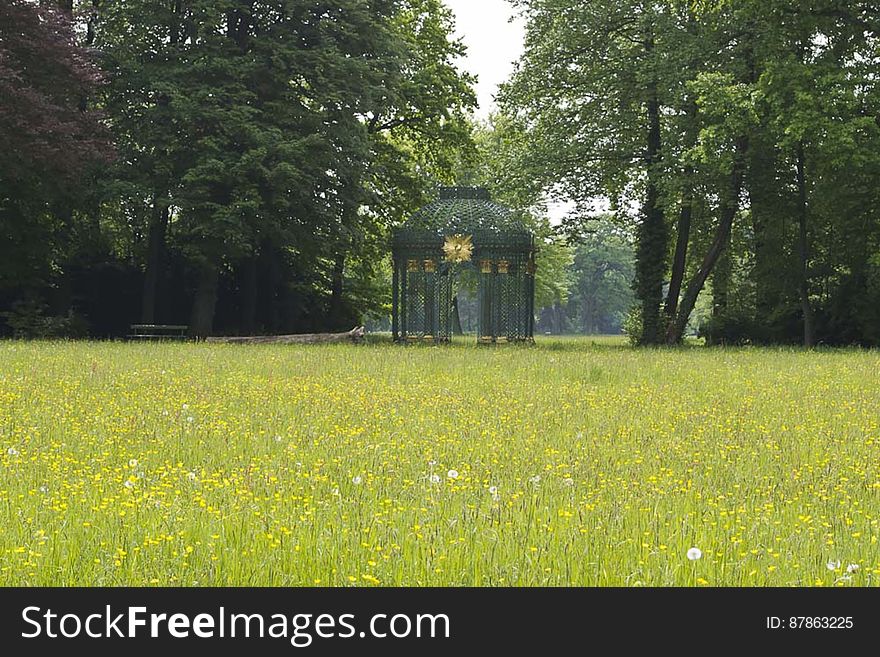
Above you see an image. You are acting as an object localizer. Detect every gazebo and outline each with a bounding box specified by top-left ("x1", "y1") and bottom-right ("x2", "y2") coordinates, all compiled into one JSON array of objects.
[{"x1": 391, "y1": 186, "x2": 536, "y2": 344}]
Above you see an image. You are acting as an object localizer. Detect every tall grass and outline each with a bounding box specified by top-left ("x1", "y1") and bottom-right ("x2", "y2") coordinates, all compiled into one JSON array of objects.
[{"x1": 0, "y1": 338, "x2": 878, "y2": 586}]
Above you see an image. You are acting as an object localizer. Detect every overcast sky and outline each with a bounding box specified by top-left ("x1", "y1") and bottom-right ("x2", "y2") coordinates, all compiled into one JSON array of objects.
[
  {"x1": 443, "y1": 0, "x2": 525, "y2": 118},
  {"x1": 441, "y1": 1, "x2": 575, "y2": 221}
]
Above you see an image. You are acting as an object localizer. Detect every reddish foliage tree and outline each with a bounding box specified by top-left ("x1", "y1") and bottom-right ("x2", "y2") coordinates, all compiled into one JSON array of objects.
[{"x1": 0, "y1": 0, "x2": 112, "y2": 193}]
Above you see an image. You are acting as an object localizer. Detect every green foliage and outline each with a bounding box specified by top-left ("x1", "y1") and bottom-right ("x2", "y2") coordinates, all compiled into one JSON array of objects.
[
  {"x1": 501, "y1": 0, "x2": 880, "y2": 347},
  {"x1": 0, "y1": 297, "x2": 89, "y2": 339},
  {"x1": 1, "y1": 0, "x2": 476, "y2": 336}
]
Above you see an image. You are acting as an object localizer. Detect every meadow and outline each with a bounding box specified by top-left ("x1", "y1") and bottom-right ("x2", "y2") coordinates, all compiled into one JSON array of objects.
[{"x1": 1, "y1": 337, "x2": 879, "y2": 586}]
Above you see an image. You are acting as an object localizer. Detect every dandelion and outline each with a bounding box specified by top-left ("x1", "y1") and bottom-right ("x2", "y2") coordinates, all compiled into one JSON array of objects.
[
  {"x1": 826, "y1": 559, "x2": 841, "y2": 571},
  {"x1": 128, "y1": 458, "x2": 138, "y2": 468},
  {"x1": 447, "y1": 469, "x2": 459, "y2": 480},
  {"x1": 352, "y1": 475, "x2": 363, "y2": 485},
  {"x1": 687, "y1": 547, "x2": 702, "y2": 561},
  {"x1": 429, "y1": 474, "x2": 441, "y2": 484}
]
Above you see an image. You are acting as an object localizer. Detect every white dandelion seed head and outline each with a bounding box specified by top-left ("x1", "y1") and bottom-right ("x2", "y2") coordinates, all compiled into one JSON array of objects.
[
  {"x1": 488, "y1": 486, "x2": 498, "y2": 495},
  {"x1": 687, "y1": 547, "x2": 702, "y2": 561},
  {"x1": 39, "y1": 485, "x2": 48, "y2": 494},
  {"x1": 274, "y1": 435, "x2": 282, "y2": 443},
  {"x1": 428, "y1": 460, "x2": 437, "y2": 467},
  {"x1": 187, "y1": 471, "x2": 197, "y2": 481},
  {"x1": 429, "y1": 474, "x2": 441, "y2": 484},
  {"x1": 186, "y1": 416, "x2": 194, "y2": 423},
  {"x1": 529, "y1": 475, "x2": 541, "y2": 485},
  {"x1": 7, "y1": 447, "x2": 19, "y2": 456},
  {"x1": 827, "y1": 559, "x2": 841, "y2": 571},
  {"x1": 562, "y1": 478, "x2": 575, "y2": 487},
  {"x1": 182, "y1": 403, "x2": 189, "y2": 410},
  {"x1": 124, "y1": 480, "x2": 135, "y2": 489},
  {"x1": 352, "y1": 475, "x2": 363, "y2": 485},
  {"x1": 331, "y1": 487, "x2": 340, "y2": 496},
  {"x1": 447, "y1": 469, "x2": 459, "y2": 480},
  {"x1": 847, "y1": 563, "x2": 860, "y2": 573},
  {"x1": 128, "y1": 458, "x2": 138, "y2": 468}
]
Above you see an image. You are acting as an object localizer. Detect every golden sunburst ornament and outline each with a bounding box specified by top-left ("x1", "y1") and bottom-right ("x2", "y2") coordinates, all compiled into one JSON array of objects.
[{"x1": 443, "y1": 234, "x2": 473, "y2": 263}]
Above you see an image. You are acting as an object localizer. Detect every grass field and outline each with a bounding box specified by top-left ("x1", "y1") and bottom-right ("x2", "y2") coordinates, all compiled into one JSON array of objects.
[{"x1": 1, "y1": 337, "x2": 879, "y2": 586}]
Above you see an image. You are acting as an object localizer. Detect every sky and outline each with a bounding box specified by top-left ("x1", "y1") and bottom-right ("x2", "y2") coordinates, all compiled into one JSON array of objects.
[
  {"x1": 441, "y1": 1, "x2": 575, "y2": 222},
  {"x1": 443, "y1": 0, "x2": 526, "y2": 119}
]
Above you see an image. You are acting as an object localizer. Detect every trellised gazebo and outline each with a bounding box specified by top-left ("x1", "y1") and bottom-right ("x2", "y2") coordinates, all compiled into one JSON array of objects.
[{"x1": 391, "y1": 186, "x2": 536, "y2": 344}]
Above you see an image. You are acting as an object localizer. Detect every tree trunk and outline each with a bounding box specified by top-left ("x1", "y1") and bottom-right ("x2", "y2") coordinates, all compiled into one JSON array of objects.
[
  {"x1": 141, "y1": 200, "x2": 169, "y2": 324},
  {"x1": 635, "y1": 32, "x2": 667, "y2": 345},
  {"x1": 795, "y1": 141, "x2": 815, "y2": 347},
  {"x1": 329, "y1": 251, "x2": 345, "y2": 330},
  {"x1": 748, "y1": 131, "x2": 779, "y2": 329},
  {"x1": 665, "y1": 101, "x2": 697, "y2": 320},
  {"x1": 712, "y1": 237, "x2": 731, "y2": 319},
  {"x1": 240, "y1": 254, "x2": 258, "y2": 335},
  {"x1": 667, "y1": 137, "x2": 748, "y2": 344},
  {"x1": 452, "y1": 295, "x2": 463, "y2": 335},
  {"x1": 665, "y1": 183, "x2": 692, "y2": 319},
  {"x1": 206, "y1": 326, "x2": 365, "y2": 344},
  {"x1": 190, "y1": 262, "x2": 219, "y2": 338}
]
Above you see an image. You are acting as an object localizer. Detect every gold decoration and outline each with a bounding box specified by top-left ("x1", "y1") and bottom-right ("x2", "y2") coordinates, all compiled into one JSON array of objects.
[
  {"x1": 423, "y1": 259, "x2": 437, "y2": 273},
  {"x1": 442, "y1": 234, "x2": 473, "y2": 263},
  {"x1": 407, "y1": 259, "x2": 420, "y2": 272},
  {"x1": 497, "y1": 260, "x2": 510, "y2": 274},
  {"x1": 479, "y1": 259, "x2": 493, "y2": 274}
]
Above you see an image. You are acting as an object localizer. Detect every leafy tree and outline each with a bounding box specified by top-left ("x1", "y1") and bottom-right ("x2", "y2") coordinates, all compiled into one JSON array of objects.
[{"x1": 0, "y1": 0, "x2": 111, "y2": 309}]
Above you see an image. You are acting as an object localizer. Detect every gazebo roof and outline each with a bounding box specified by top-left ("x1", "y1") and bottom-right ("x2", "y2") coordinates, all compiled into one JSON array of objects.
[{"x1": 399, "y1": 186, "x2": 530, "y2": 234}]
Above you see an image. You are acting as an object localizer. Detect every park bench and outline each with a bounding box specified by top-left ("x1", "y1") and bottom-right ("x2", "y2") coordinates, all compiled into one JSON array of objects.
[{"x1": 127, "y1": 324, "x2": 189, "y2": 341}]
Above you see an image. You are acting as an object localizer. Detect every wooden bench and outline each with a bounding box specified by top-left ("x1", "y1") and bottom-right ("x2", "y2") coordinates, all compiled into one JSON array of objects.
[{"x1": 127, "y1": 324, "x2": 189, "y2": 341}]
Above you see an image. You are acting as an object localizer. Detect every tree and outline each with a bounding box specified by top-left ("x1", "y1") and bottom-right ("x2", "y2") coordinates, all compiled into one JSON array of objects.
[
  {"x1": 0, "y1": 0, "x2": 111, "y2": 306},
  {"x1": 499, "y1": 0, "x2": 709, "y2": 344},
  {"x1": 90, "y1": 0, "x2": 475, "y2": 336}
]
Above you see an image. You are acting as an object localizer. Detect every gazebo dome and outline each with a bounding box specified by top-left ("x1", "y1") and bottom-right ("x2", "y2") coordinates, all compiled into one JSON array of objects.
[{"x1": 401, "y1": 186, "x2": 530, "y2": 234}]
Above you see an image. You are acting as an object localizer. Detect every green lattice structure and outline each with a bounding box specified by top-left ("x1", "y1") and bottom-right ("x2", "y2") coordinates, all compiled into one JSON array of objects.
[{"x1": 392, "y1": 186, "x2": 536, "y2": 344}]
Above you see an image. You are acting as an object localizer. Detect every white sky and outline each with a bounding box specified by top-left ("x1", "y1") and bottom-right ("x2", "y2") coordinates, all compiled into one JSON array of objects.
[
  {"x1": 443, "y1": 0, "x2": 525, "y2": 119},
  {"x1": 442, "y1": 1, "x2": 576, "y2": 222}
]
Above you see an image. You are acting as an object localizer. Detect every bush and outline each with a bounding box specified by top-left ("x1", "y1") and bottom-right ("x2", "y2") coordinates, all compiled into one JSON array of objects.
[
  {"x1": 0, "y1": 297, "x2": 89, "y2": 338},
  {"x1": 622, "y1": 305, "x2": 641, "y2": 346}
]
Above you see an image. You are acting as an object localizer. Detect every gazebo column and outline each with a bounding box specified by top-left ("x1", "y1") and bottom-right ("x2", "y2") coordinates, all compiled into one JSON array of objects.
[{"x1": 392, "y1": 256, "x2": 399, "y2": 341}]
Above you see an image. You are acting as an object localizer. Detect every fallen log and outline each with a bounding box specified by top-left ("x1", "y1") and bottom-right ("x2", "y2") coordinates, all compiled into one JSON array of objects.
[{"x1": 205, "y1": 326, "x2": 365, "y2": 345}]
